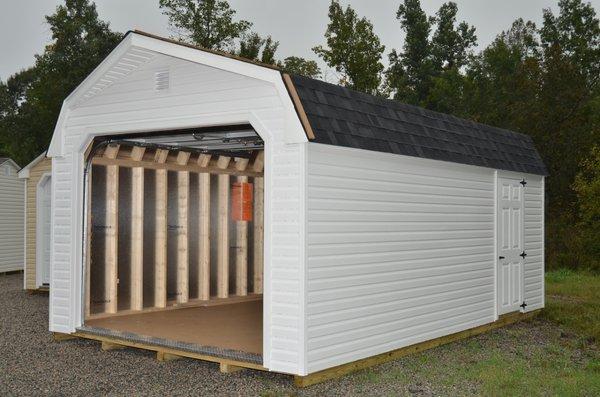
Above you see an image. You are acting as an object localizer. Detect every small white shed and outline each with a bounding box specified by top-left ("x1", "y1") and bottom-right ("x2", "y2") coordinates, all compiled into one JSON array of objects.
[
  {"x1": 0, "y1": 157, "x2": 24, "y2": 274},
  {"x1": 46, "y1": 31, "x2": 546, "y2": 384}
]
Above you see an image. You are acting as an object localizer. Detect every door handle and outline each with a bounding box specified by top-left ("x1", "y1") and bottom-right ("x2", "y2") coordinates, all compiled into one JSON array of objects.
[{"x1": 498, "y1": 256, "x2": 505, "y2": 259}]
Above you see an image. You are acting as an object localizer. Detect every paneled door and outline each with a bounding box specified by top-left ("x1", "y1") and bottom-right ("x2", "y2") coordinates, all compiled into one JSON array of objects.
[{"x1": 497, "y1": 176, "x2": 524, "y2": 315}]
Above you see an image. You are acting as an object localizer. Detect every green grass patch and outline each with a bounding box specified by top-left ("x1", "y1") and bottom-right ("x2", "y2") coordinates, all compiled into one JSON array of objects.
[{"x1": 543, "y1": 269, "x2": 600, "y2": 343}]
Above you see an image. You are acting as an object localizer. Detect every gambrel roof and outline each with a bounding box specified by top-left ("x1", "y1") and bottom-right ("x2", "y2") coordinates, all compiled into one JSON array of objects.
[{"x1": 290, "y1": 75, "x2": 548, "y2": 176}]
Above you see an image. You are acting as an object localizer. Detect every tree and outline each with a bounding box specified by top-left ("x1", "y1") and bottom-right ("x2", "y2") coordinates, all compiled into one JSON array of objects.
[
  {"x1": 159, "y1": 0, "x2": 251, "y2": 51},
  {"x1": 313, "y1": 1, "x2": 385, "y2": 94},
  {"x1": 279, "y1": 56, "x2": 321, "y2": 78},
  {"x1": 573, "y1": 146, "x2": 600, "y2": 270},
  {"x1": 237, "y1": 32, "x2": 279, "y2": 64},
  {"x1": 0, "y1": 0, "x2": 120, "y2": 166},
  {"x1": 430, "y1": 2, "x2": 477, "y2": 70},
  {"x1": 387, "y1": 0, "x2": 476, "y2": 105}
]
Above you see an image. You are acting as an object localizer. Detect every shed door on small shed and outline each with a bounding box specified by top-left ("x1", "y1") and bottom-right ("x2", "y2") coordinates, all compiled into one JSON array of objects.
[
  {"x1": 497, "y1": 176, "x2": 525, "y2": 314},
  {"x1": 38, "y1": 175, "x2": 52, "y2": 286}
]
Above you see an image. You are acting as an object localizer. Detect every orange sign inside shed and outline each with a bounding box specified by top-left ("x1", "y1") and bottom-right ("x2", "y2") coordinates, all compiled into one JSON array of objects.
[{"x1": 232, "y1": 182, "x2": 253, "y2": 222}]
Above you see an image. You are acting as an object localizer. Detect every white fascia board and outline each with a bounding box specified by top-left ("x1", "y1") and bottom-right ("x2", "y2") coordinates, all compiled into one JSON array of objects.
[{"x1": 18, "y1": 152, "x2": 47, "y2": 179}]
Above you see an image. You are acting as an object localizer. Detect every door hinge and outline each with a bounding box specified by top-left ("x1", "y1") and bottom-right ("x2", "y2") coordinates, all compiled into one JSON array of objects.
[
  {"x1": 520, "y1": 251, "x2": 527, "y2": 258},
  {"x1": 520, "y1": 301, "x2": 528, "y2": 309},
  {"x1": 520, "y1": 179, "x2": 527, "y2": 186},
  {"x1": 499, "y1": 256, "x2": 505, "y2": 260}
]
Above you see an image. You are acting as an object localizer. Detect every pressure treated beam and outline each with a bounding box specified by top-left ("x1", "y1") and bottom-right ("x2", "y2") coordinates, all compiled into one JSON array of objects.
[
  {"x1": 105, "y1": 162, "x2": 119, "y2": 313},
  {"x1": 130, "y1": 148, "x2": 145, "y2": 311},
  {"x1": 91, "y1": 156, "x2": 261, "y2": 177},
  {"x1": 253, "y1": 177, "x2": 264, "y2": 294},
  {"x1": 154, "y1": 168, "x2": 168, "y2": 308},
  {"x1": 217, "y1": 172, "x2": 229, "y2": 299},
  {"x1": 198, "y1": 172, "x2": 211, "y2": 301},
  {"x1": 235, "y1": 176, "x2": 248, "y2": 296},
  {"x1": 176, "y1": 152, "x2": 190, "y2": 304}
]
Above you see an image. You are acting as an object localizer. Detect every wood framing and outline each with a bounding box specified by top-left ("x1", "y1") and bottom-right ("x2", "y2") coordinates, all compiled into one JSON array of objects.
[
  {"x1": 235, "y1": 175, "x2": 248, "y2": 296},
  {"x1": 176, "y1": 152, "x2": 190, "y2": 304},
  {"x1": 198, "y1": 172, "x2": 211, "y2": 301},
  {"x1": 104, "y1": 145, "x2": 119, "y2": 314},
  {"x1": 154, "y1": 167, "x2": 168, "y2": 308},
  {"x1": 130, "y1": 148, "x2": 145, "y2": 311},
  {"x1": 293, "y1": 310, "x2": 541, "y2": 387},
  {"x1": 217, "y1": 173, "x2": 230, "y2": 299},
  {"x1": 253, "y1": 177, "x2": 264, "y2": 294}
]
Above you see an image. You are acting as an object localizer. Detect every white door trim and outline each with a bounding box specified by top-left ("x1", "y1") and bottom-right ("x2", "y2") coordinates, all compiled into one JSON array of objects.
[{"x1": 36, "y1": 173, "x2": 52, "y2": 287}]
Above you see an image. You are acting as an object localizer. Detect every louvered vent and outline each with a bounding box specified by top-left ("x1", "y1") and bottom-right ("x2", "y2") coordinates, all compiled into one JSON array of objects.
[{"x1": 155, "y1": 69, "x2": 170, "y2": 91}]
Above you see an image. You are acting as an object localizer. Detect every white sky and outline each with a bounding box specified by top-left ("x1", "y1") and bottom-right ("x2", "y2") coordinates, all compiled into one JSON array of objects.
[{"x1": 1, "y1": 0, "x2": 599, "y2": 81}]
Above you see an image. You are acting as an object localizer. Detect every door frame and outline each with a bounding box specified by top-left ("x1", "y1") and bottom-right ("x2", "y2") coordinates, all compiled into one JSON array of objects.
[
  {"x1": 496, "y1": 171, "x2": 526, "y2": 316},
  {"x1": 36, "y1": 172, "x2": 52, "y2": 287}
]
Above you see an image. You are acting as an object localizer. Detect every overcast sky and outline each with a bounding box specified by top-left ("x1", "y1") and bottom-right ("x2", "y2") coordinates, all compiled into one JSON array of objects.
[{"x1": 1, "y1": 0, "x2": 599, "y2": 81}]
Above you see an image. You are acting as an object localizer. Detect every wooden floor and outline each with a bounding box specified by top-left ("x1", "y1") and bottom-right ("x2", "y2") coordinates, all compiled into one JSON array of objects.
[{"x1": 85, "y1": 300, "x2": 262, "y2": 355}]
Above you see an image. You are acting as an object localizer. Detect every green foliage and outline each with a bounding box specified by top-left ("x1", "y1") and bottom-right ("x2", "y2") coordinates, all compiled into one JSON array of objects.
[
  {"x1": 237, "y1": 33, "x2": 279, "y2": 65},
  {"x1": 159, "y1": 0, "x2": 251, "y2": 50},
  {"x1": 387, "y1": 1, "x2": 476, "y2": 105},
  {"x1": 313, "y1": 1, "x2": 385, "y2": 94},
  {"x1": 0, "y1": 0, "x2": 120, "y2": 166},
  {"x1": 279, "y1": 56, "x2": 321, "y2": 79},
  {"x1": 572, "y1": 147, "x2": 600, "y2": 271}
]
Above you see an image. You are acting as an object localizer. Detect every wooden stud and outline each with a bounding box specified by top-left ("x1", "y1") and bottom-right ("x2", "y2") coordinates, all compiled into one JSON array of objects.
[
  {"x1": 157, "y1": 351, "x2": 182, "y2": 362},
  {"x1": 176, "y1": 153, "x2": 190, "y2": 304},
  {"x1": 253, "y1": 177, "x2": 264, "y2": 294},
  {"x1": 235, "y1": 157, "x2": 249, "y2": 171},
  {"x1": 154, "y1": 148, "x2": 169, "y2": 164},
  {"x1": 217, "y1": 173, "x2": 230, "y2": 299},
  {"x1": 235, "y1": 175, "x2": 248, "y2": 296},
  {"x1": 101, "y1": 341, "x2": 126, "y2": 351},
  {"x1": 130, "y1": 146, "x2": 146, "y2": 161},
  {"x1": 216, "y1": 156, "x2": 231, "y2": 170},
  {"x1": 220, "y1": 363, "x2": 245, "y2": 373},
  {"x1": 105, "y1": 163, "x2": 119, "y2": 314},
  {"x1": 154, "y1": 168, "x2": 168, "y2": 308},
  {"x1": 198, "y1": 173, "x2": 211, "y2": 301},
  {"x1": 252, "y1": 151, "x2": 264, "y2": 173},
  {"x1": 130, "y1": 167, "x2": 144, "y2": 311},
  {"x1": 197, "y1": 153, "x2": 212, "y2": 168},
  {"x1": 104, "y1": 144, "x2": 120, "y2": 159}
]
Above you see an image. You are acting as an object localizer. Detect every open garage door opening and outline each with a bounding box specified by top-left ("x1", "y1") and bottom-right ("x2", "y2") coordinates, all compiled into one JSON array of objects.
[{"x1": 82, "y1": 124, "x2": 265, "y2": 363}]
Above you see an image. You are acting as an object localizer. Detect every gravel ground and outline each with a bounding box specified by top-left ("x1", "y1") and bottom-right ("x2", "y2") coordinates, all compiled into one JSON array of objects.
[{"x1": 1, "y1": 272, "x2": 595, "y2": 396}]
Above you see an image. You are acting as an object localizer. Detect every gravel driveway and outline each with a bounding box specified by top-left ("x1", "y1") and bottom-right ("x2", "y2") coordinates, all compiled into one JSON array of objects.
[{"x1": 1, "y1": 272, "x2": 596, "y2": 396}]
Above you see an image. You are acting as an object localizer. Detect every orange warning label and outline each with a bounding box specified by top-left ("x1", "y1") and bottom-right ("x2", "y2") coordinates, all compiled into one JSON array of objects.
[{"x1": 232, "y1": 182, "x2": 253, "y2": 221}]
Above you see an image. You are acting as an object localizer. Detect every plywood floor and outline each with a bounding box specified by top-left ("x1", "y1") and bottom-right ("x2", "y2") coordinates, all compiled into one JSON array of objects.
[{"x1": 85, "y1": 300, "x2": 262, "y2": 355}]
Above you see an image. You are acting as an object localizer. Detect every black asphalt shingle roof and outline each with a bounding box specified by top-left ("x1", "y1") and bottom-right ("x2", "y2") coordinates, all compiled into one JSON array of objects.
[{"x1": 291, "y1": 75, "x2": 548, "y2": 176}]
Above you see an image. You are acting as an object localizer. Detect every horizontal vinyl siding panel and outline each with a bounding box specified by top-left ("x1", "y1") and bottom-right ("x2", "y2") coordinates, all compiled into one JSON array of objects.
[
  {"x1": 523, "y1": 175, "x2": 545, "y2": 311},
  {"x1": 306, "y1": 143, "x2": 496, "y2": 373},
  {"x1": 0, "y1": 168, "x2": 24, "y2": 273}
]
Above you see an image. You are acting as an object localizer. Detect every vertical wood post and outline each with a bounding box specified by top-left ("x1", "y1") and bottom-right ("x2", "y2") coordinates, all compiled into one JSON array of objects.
[
  {"x1": 253, "y1": 152, "x2": 265, "y2": 294},
  {"x1": 104, "y1": 144, "x2": 120, "y2": 313},
  {"x1": 154, "y1": 149, "x2": 168, "y2": 308},
  {"x1": 235, "y1": 159, "x2": 249, "y2": 296},
  {"x1": 198, "y1": 172, "x2": 211, "y2": 300},
  {"x1": 217, "y1": 156, "x2": 231, "y2": 299},
  {"x1": 253, "y1": 177, "x2": 264, "y2": 294},
  {"x1": 176, "y1": 152, "x2": 191, "y2": 304},
  {"x1": 130, "y1": 146, "x2": 145, "y2": 311}
]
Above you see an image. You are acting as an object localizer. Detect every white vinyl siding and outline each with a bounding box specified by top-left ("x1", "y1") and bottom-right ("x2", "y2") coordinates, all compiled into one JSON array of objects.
[
  {"x1": 0, "y1": 162, "x2": 24, "y2": 273},
  {"x1": 305, "y1": 143, "x2": 496, "y2": 373},
  {"x1": 49, "y1": 47, "x2": 306, "y2": 374},
  {"x1": 523, "y1": 175, "x2": 545, "y2": 311}
]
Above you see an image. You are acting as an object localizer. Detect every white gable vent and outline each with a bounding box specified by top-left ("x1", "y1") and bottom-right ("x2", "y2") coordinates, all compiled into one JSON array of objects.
[{"x1": 155, "y1": 69, "x2": 170, "y2": 91}]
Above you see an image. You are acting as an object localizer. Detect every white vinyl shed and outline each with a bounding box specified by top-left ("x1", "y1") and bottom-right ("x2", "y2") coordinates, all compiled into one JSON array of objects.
[
  {"x1": 0, "y1": 157, "x2": 24, "y2": 274},
  {"x1": 47, "y1": 31, "x2": 546, "y2": 383}
]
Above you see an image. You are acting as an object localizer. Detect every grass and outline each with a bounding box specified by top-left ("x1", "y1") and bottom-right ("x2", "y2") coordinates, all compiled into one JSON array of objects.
[{"x1": 543, "y1": 268, "x2": 600, "y2": 343}]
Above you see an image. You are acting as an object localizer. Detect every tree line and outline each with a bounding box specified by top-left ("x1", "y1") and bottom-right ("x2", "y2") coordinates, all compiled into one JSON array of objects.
[{"x1": 0, "y1": 0, "x2": 598, "y2": 271}]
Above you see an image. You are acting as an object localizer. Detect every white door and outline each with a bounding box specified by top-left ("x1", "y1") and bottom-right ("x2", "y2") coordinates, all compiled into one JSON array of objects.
[
  {"x1": 497, "y1": 176, "x2": 525, "y2": 315},
  {"x1": 38, "y1": 176, "x2": 52, "y2": 286}
]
